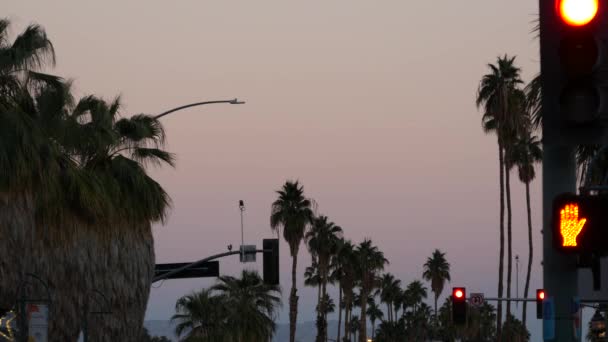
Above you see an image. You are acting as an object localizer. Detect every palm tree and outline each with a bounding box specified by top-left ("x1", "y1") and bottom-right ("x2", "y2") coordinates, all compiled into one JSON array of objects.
[
  {"x1": 212, "y1": 270, "x2": 282, "y2": 341},
  {"x1": 355, "y1": 239, "x2": 388, "y2": 342},
  {"x1": 306, "y1": 215, "x2": 343, "y2": 342},
  {"x1": 270, "y1": 180, "x2": 314, "y2": 342},
  {"x1": 171, "y1": 289, "x2": 228, "y2": 341},
  {"x1": 511, "y1": 129, "x2": 542, "y2": 328},
  {"x1": 366, "y1": 298, "x2": 383, "y2": 340},
  {"x1": 476, "y1": 55, "x2": 525, "y2": 336},
  {"x1": 349, "y1": 315, "x2": 361, "y2": 342},
  {"x1": 305, "y1": 259, "x2": 322, "y2": 304},
  {"x1": 377, "y1": 273, "x2": 401, "y2": 322},
  {"x1": 403, "y1": 280, "x2": 427, "y2": 317},
  {"x1": 172, "y1": 271, "x2": 281, "y2": 342},
  {"x1": 334, "y1": 239, "x2": 356, "y2": 342},
  {"x1": 422, "y1": 249, "x2": 451, "y2": 319},
  {"x1": 0, "y1": 17, "x2": 56, "y2": 316}
]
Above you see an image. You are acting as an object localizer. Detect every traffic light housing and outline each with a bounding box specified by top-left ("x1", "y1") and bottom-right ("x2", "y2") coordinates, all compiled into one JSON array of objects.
[
  {"x1": 540, "y1": 0, "x2": 608, "y2": 144},
  {"x1": 536, "y1": 289, "x2": 545, "y2": 319},
  {"x1": 263, "y1": 239, "x2": 279, "y2": 285},
  {"x1": 552, "y1": 193, "x2": 608, "y2": 253},
  {"x1": 452, "y1": 287, "x2": 467, "y2": 325}
]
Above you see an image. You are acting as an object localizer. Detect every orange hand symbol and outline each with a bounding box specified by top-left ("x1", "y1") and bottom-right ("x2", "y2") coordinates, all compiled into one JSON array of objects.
[{"x1": 560, "y1": 203, "x2": 587, "y2": 247}]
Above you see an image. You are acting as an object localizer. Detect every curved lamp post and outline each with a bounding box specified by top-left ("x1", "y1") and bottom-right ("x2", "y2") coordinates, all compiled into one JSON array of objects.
[{"x1": 154, "y1": 98, "x2": 245, "y2": 120}]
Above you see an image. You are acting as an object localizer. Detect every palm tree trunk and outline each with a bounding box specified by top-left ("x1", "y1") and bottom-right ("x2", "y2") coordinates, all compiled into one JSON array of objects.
[
  {"x1": 497, "y1": 141, "x2": 506, "y2": 340},
  {"x1": 505, "y1": 156, "x2": 513, "y2": 323},
  {"x1": 359, "y1": 289, "x2": 368, "y2": 342},
  {"x1": 371, "y1": 320, "x2": 376, "y2": 340},
  {"x1": 337, "y1": 283, "x2": 342, "y2": 342},
  {"x1": 434, "y1": 294, "x2": 438, "y2": 320},
  {"x1": 386, "y1": 303, "x2": 391, "y2": 322},
  {"x1": 322, "y1": 277, "x2": 328, "y2": 342},
  {"x1": 290, "y1": 250, "x2": 299, "y2": 342},
  {"x1": 87, "y1": 222, "x2": 154, "y2": 342},
  {"x1": 344, "y1": 298, "x2": 351, "y2": 341},
  {"x1": 522, "y1": 181, "x2": 533, "y2": 328}
]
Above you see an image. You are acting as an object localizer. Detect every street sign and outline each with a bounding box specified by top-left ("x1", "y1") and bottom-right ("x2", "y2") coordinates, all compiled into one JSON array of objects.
[
  {"x1": 470, "y1": 293, "x2": 484, "y2": 307},
  {"x1": 27, "y1": 303, "x2": 48, "y2": 342},
  {"x1": 240, "y1": 245, "x2": 257, "y2": 262},
  {"x1": 154, "y1": 261, "x2": 219, "y2": 279}
]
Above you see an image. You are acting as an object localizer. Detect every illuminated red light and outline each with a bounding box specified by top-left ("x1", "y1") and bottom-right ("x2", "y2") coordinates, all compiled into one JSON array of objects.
[
  {"x1": 454, "y1": 289, "x2": 464, "y2": 298},
  {"x1": 558, "y1": 0, "x2": 599, "y2": 27},
  {"x1": 537, "y1": 289, "x2": 546, "y2": 300}
]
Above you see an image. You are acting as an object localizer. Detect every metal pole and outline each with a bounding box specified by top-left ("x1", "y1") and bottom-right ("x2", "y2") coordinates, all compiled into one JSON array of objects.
[
  {"x1": 516, "y1": 255, "x2": 519, "y2": 308},
  {"x1": 239, "y1": 200, "x2": 245, "y2": 262},
  {"x1": 543, "y1": 144, "x2": 578, "y2": 341}
]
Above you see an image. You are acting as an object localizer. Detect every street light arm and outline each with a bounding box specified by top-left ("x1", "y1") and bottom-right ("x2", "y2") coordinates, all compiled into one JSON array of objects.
[{"x1": 154, "y1": 98, "x2": 244, "y2": 120}]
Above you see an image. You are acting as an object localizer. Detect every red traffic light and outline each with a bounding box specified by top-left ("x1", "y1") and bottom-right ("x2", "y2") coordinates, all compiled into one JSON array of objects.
[
  {"x1": 453, "y1": 287, "x2": 466, "y2": 300},
  {"x1": 558, "y1": 0, "x2": 599, "y2": 27},
  {"x1": 537, "y1": 289, "x2": 545, "y2": 300}
]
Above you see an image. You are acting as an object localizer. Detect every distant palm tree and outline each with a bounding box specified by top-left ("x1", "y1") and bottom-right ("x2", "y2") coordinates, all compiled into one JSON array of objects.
[
  {"x1": 356, "y1": 239, "x2": 388, "y2": 342},
  {"x1": 270, "y1": 180, "x2": 314, "y2": 342},
  {"x1": 377, "y1": 273, "x2": 401, "y2": 322},
  {"x1": 335, "y1": 240, "x2": 356, "y2": 342},
  {"x1": 349, "y1": 315, "x2": 361, "y2": 342},
  {"x1": 403, "y1": 280, "x2": 428, "y2": 316},
  {"x1": 172, "y1": 289, "x2": 228, "y2": 341},
  {"x1": 476, "y1": 55, "x2": 525, "y2": 336},
  {"x1": 212, "y1": 270, "x2": 282, "y2": 341},
  {"x1": 511, "y1": 128, "x2": 542, "y2": 328},
  {"x1": 305, "y1": 259, "x2": 322, "y2": 304},
  {"x1": 306, "y1": 215, "x2": 343, "y2": 342},
  {"x1": 366, "y1": 298, "x2": 384, "y2": 340},
  {"x1": 423, "y1": 249, "x2": 451, "y2": 318}
]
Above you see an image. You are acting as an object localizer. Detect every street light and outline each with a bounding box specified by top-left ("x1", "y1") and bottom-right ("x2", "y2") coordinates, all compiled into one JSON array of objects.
[{"x1": 154, "y1": 98, "x2": 245, "y2": 120}]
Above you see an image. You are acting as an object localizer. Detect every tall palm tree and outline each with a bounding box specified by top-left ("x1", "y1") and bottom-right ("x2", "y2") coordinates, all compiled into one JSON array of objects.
[
  {"x1": 422, "y1": 249, "x2": 451, "y2": 318},
  {"x1": 476, "y1": 55, "x2": 524, "y2": 336},
  {"x1": 511, "y1": 129, "x2": 542, "y2": 328},
  {"x1": 212, "y1": 270, "x2": 282, "y2": 341},
  {"x1": 355, "y1": 239, "x2": 387, "y2": 342},
  {"x1": 270, "y1": 180, "x2": 314, "y2": 342},
  {"x1": 306, "y1": 215, "x2": 343, "y2": 342},
  {"x1": 366, "y1": 298, "x2": 383, "y2": 340}
]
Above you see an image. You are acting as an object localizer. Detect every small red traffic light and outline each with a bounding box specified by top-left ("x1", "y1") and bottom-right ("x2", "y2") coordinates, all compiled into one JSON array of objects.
[
  {"x1": 454, "y1": 289, "x2": 463, "y2": 298},
  {"x1": 558, "y1": 0, "x2": 599, "y2": 27},
  {"x1": 538, "y1": 289, "x2": 545, "y2": 300}
]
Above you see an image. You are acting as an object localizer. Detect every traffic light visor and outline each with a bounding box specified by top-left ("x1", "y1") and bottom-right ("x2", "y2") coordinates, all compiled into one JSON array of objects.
[{"x1": 559, "y1": 0, "x2": 599, "y2": 26}]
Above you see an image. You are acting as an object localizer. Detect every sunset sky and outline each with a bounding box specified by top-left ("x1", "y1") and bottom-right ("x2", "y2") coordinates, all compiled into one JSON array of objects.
[{"x1": 9, "y1": 0, "x2": 552, "y2": 339}]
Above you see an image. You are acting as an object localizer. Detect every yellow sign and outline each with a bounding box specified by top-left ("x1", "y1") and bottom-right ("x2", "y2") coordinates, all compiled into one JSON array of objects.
[{"x1": 560, "y1": 203, "x2": 587, "y2": 247}]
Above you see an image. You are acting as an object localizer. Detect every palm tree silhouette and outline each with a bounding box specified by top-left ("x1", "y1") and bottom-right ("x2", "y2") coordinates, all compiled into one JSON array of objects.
[
  {"x1": 423, "y1": 249, "x2": 451, "y2": 319},
  {"x1": 270, "y1": 180, "x2": 314, "y2": 342}
]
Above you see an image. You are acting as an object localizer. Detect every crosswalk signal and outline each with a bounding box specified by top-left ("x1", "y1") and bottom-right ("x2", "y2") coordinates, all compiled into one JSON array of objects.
[
  {"x1": 537, "y1": 289, "x2": 545, "y2": 319},
  {"x1": 263, "y1": 239, "x2": 279, "y2": 285},
  {"x1": 452, "y1": 287, "x2": 467, "y2": 325},
  {"x1": 553, "y1": 193, "x2": 608, "y2": 253},
  {"x1": 540, "y1": 0, "x2": 608, "y2": 144}
]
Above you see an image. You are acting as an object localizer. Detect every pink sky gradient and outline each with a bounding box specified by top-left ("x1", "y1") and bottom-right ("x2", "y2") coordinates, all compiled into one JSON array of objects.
[{"x1": 9, "y1": 0, "x2": 547, "y2": 338}]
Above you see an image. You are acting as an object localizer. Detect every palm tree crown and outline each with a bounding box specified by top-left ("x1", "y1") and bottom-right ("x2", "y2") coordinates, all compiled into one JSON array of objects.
[{"x1": 423, "y1": 249, "x2": 451, "y2": 318}]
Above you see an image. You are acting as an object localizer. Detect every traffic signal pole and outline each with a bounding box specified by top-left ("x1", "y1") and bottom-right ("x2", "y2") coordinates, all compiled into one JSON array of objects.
[{"x1": 543, "y1": 144, "x2": 579, "y2": 341}]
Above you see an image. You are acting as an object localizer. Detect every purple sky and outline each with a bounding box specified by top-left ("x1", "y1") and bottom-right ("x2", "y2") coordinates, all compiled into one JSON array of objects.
[{"x1": 9, "y1": 0, "x2": 553, "y2": 339}]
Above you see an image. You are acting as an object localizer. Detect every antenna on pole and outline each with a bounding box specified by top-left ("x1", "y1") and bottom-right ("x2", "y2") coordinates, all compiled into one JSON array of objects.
[{"x1": 239, "y1": 200, "x2": 245, "y2": 261}]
